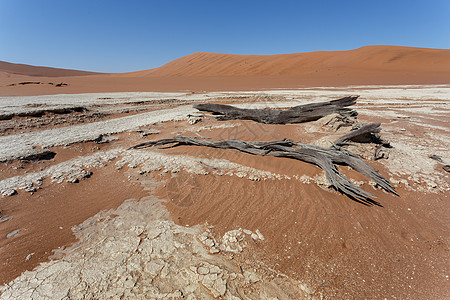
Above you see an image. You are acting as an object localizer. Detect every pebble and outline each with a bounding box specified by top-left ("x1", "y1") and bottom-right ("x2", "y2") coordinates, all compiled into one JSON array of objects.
[
  {"x1": 243, "y1": 229, "x2": 252, "y2": 235},
  {"x1": 255, "y1": 229, "x2": 264, "y2": 240},
  {"x1": 0, "y1": 215, "x2": 13, "y2": 223},
  {"x1": 25, "y1": 253, "x2": 35, "y2": 261},
  {"x1": 197, "y1": 266, "x2": 210, "y2": 275},
  {"x1": 204, "y1": 238, "x2": 215, "y2": 247},
  {"x1": 7, "y1": 229, "x2": 20, "y2": 238},
  {"x1": 145, "y1": 260, "x2": 164, "y2": 276},
  {"x1": 209, "y1": 247, "x2": 220, "y2": 254},
  {"x1": 1, "y1": 189, "x2": 17, "y2": 197}
]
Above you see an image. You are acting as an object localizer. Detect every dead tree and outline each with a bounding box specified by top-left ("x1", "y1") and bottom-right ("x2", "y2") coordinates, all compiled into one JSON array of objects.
[
  {"x1": 130, "y1": 133, "x2": 397, "y2": 206},
  {"x1": 334, "y1": 123, "x2": 392, "y2": 160},
  {"x1": 193, "y1": 96, "x2": 359, "y2": 124},
  {"x1": 335, "y1": 123, "x2": 382, "y2": 145}
]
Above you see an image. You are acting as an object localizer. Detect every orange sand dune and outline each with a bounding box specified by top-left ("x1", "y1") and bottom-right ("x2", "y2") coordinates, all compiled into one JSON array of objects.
[
  {"x1": 1, "y1": 45, "x2": 450, "y2": 96},
  {"x1": 142, "y1": 45, "x2": 450, "y2": 77}
]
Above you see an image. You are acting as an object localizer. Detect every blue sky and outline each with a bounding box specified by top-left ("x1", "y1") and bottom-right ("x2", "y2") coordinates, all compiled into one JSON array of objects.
[{"x1": 1, "y1": 0, "x2": 449, "y2": 72}]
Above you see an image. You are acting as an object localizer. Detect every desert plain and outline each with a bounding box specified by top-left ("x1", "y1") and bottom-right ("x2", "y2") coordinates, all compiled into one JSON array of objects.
[{"x1": 0, "y1": 46, "x2": 449, "y2": 299}]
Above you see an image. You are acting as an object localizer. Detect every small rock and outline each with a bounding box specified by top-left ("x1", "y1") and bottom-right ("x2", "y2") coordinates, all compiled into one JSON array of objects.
[
  {"x1": 1, "y1": 189, "x2": 17, "y2": 197},
  {"x1": 93, "y1": 134, "x2": 116, "y2": 144},
  {"x1": 25, "y1": 253, "x2": 35, "y2": 261},
  {"x1": 208, "y1": 264, "x2": 221, "y2": 274},
  {"x1": 198, "y1": 234, "x2": 208, "y2": 242},
  {"x1": 227, "y1": 294, "x2": 242, "y2": 300},
  {"x1": 0, "y1": 215, "x2": 13, "y2": 223},
  {"x1": 244, "y1": 270, "x2": 260, "y2": 284},
  {"x1": 255, "y1": 229, "x2": 264, "y2": 240},
  {"x1": 209, "y1": 247, "x2": 220, "y2": 254},
  {"x1": 145, "y1": 260, "x2": 164, "y2": 276},
  {"x1": 139, "y1": 129, "x2": 160, "y2": 137},
  {"x1": 25, "y1": 186, "x2": 38, "y2": 193},
  {"x1": 7, "y1": 229, "x2": 20, "y2": 238},
  {"x1": 19, "y1": 149, "x2": 56, "y2": 162},
  {"x1": 197, "y1": 266, "x2": 210, "y2": 275},
  {"x1": 187, "y1": 116, "x2": 202, "y2": 125},
  {"x1": 212, "y1": 277, "x2": 227, "y2": 297},
  {"x1": 204, "y1": 238, "x2": 215, "y2": 247},
  {"x1": 123, "y1": 276, "x2": 135, "y2": 289}
]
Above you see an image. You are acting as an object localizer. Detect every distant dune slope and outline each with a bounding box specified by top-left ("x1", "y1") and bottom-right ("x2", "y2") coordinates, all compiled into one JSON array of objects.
[
  {"x1": 0, "y1": 61, "x2": 100, "y2": 77},
  {"x1": 143, "y1": 46, "x2": 450, "y2": 77}
]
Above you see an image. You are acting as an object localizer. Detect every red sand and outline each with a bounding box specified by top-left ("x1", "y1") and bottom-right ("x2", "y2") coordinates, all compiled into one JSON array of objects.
[{"x1": 1, "y1": 46, "x2": 450, "y2": 96}]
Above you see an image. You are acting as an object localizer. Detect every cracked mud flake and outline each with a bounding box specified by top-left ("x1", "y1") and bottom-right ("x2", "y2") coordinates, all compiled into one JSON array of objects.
[{"x1": 0, "y1": 164, "x2": 147, "y2": 285}]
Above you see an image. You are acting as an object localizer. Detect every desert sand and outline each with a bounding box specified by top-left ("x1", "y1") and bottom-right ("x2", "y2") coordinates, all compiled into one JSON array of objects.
[
  {"x1": 1, "y1": 46, "x2": 450, "y2": 96},
  {"x1": 0, "y1": 46, "x2": 449, "y2": 299}
]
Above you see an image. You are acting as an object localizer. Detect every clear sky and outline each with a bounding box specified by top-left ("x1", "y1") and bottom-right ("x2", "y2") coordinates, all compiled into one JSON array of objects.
[{"x1": 1, "y1": 0, "x2": 449, "y2": 73}]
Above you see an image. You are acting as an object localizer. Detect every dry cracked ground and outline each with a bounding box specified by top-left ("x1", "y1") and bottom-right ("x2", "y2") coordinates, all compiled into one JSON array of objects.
[{"x1": 0, "y1": 86, "x2": 449, "y2": 299}]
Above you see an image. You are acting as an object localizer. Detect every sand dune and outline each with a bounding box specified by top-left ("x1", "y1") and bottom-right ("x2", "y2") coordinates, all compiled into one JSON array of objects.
[
  {"x1": 1, "y1": 46, "x2": 449, "y2": 96},
  {"x1": 143, "y1": 45, "x2": 450, "y2": 77},
  {"x1": 0, "y1": 61, "x2": 100, "y2": 77}
]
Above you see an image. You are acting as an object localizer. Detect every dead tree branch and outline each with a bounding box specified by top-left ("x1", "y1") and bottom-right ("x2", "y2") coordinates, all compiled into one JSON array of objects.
[
  {"x1": 334, "y1": 123, "x2": 392, "y2": 161},
  {"x1": 335, "y1": 123, "x2": 382, "y2": 145},
  {"x1": 131, "y1": 135, "x2": 397, "y2": 206},
  {"x1": 193, "y1": 96, "x2": 359, "y2": 124}
]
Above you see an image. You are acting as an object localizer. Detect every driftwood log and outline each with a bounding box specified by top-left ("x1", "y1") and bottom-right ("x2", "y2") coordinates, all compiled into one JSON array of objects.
[
  {"x1": 131, "y1": 129, "x2": 397, "y2": 206},
  {"x1": 193, "y1": 96, "x2": 359, "y2": 124}
]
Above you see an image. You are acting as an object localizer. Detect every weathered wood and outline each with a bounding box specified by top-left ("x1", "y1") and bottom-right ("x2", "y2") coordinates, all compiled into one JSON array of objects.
[
  {"x1": 131, "y1": 135, "x2": 397, "y2": 206},
  {"x1": 335, "y1": 123, "x2": 382, "y2": 146},
  {"x1": 193, "y1": 96, "x2": 359, "y2": 124},
  {"x1": 334, "y1": 123, "x2": 392, "y2": 161}
]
